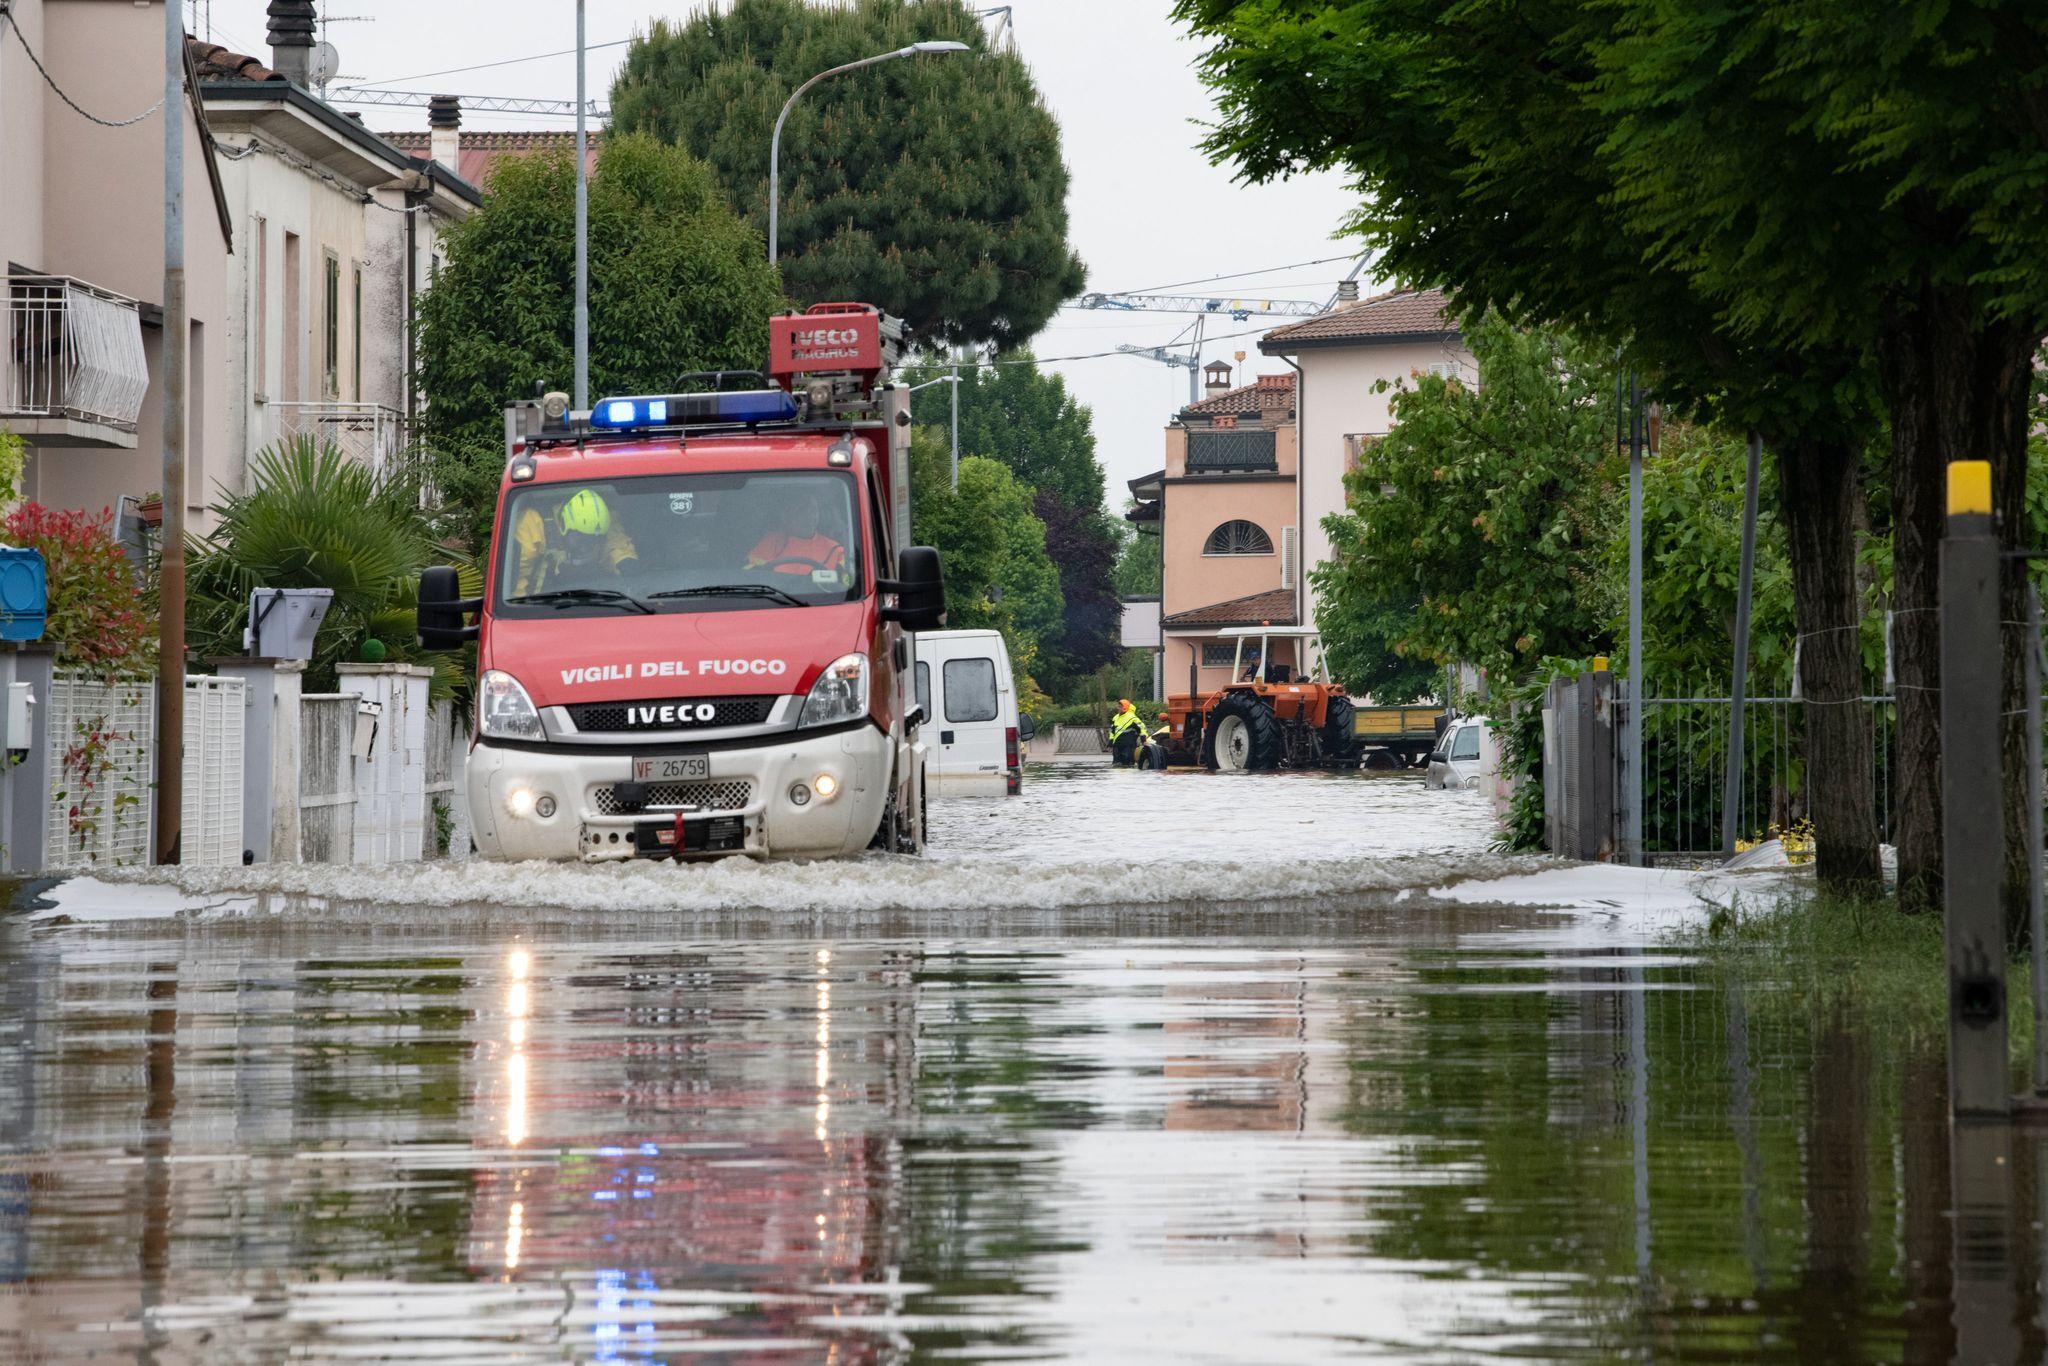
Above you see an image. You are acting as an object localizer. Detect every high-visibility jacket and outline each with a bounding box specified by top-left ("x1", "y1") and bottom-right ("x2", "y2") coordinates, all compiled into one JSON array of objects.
[
  {"x1": 1109, "y1": 708, "x2": 1148, "y2": 742},
  {"x1": 511, "y1": 508, "x2": 638, "y2": 596},
  {"x1": 747, "y1": 530, "x2": 847, "y2": 575}
]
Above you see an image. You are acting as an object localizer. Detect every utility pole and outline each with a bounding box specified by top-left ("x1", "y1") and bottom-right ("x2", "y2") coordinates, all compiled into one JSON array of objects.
[
  {"x1": 1941, "y1": 459, "x2": 2008, "y2": 1118},
  {"x1": 156, "y1": 0, "x2": 186, "y2": 864},
  {"x1": 1623, "y1": 372, "x2": 1644, "y2": 866},
  {"x1": 1721, "y1": 430, "x2": 1762, "y2": 856},
  {"x1": 949, "y1": 352, "x2": 960, "y2": 490},
  {"x1": 572, "y1": 0, "x2": 589, "y2": 412}
]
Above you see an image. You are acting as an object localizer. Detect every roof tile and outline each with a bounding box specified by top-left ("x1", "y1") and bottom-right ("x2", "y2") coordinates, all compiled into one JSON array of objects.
[
  {"x1": 1183, "y1": 372, "x2": 1295, "y2": 417},
  {"x1": 1161, "y1": 588, "x2": 1298, "y2": 629},
  {"x1": 1261, "y1": 286, "x2": 1456, "y2": 349}
]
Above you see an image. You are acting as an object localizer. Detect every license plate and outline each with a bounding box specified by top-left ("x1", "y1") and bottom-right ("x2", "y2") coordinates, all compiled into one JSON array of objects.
[{"x1": 633, "y1": 754, "x2": 709, "y2": 782}]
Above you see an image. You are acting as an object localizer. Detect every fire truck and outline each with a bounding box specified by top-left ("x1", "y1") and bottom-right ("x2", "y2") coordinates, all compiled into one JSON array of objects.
[{"x1": 417, "y1": 303, "x2": 946, "y2": 861}]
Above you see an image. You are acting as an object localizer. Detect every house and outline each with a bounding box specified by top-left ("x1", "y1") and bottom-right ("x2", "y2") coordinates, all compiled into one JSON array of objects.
[
  {"x1": 1259, "y1": 285, "x2": 1473, "y2": 626},
  {"x1": 0, "y1": 0, "x2": 233, "y2": 519},
  {"x1": 1126, "y1": 364, "x2": 1301, "y2": 698},
  {"x1": 381, "y1": 122, "x2": 602, "y2": 191},
  {"x1": 192, "y1": 31, "x2": 478, "y2": 490},
  {"x1": 1, "y1": 0, "x2": 479, "y2": 530}
]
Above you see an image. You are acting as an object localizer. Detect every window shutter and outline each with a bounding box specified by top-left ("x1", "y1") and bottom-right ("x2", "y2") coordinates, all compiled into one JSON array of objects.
[{"x1": 1281, "y1": 526, "x2": 1299, "y2": 589}]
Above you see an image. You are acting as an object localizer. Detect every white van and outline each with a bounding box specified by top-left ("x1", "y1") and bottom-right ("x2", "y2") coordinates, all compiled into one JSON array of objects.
[{"x1": 914, "y1": 629, "x2": 1025, "y2": 795}]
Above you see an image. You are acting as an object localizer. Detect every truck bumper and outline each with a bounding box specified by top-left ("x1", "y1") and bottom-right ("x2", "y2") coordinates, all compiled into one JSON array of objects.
[{"x1": 466, "y1": 723, "x2": 893, "y2": 862}]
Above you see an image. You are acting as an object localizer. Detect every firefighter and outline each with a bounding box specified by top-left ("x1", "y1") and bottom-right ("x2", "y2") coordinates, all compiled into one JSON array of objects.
[
  {"x1": 1109, "y1": 698, "x2": 1148, "y2": 766},
  {"x1": 511, "y1": 488, "x2": 639, "y2": 597},
  {"x1": 748, "y1": 486, "x2": 848, "y2": 577}
]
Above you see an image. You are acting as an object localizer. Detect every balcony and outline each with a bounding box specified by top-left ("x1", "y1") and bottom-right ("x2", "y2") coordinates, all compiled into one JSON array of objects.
[
  {"x1": 1187, "y1": 428, "x2": 1278, "y2": 474},
  {"x1": 1, "y1": 276, "x2": 149, "y2": 448},
  {"x1": 270, "y1": 401, "x2": 408, "y2": 473}
]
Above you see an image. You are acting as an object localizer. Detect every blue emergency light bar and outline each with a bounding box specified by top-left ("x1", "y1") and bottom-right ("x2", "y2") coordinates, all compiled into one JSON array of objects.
[{"x1": 590, "y1": 389, "x2": 799, "y2": 430}]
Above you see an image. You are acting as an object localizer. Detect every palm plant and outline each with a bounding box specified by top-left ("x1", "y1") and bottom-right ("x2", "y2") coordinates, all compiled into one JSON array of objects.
[{"x1": 187, "y1": 438, "x2": 474, "y2": 699}]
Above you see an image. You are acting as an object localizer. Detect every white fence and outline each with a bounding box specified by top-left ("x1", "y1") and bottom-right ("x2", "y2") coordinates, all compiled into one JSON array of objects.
[
  {"x1": 299, "y1": 694, "x2": 361, "y2": 865},
  {"x1": 44, "y1": 673, "x2": 153, "y2": 869},
  {"x1": 182, "y1": 677, "x2": 246, "y2": 867}
]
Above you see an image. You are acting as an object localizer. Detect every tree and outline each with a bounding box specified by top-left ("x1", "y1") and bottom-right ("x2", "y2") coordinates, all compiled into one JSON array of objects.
[
  {"x1": 611, "y1": 0, "x2": 1086, "y2": 351},
  {"x1": 1312, "y1": 314, "x2": 1622, "y2": 684},
  {"x1": 415, "y1": 133, "x2": 784, "y2": 547},
  {"x1": 907, "y1": 430, "x2": 1063, "y2": 698},
  {"x1": 1176, "y1": 0, "x2": 2006, "y2": 897},
  {"x1": 1111, "y1": 518, "x2": 1161, "y2": 597},
  {"x1": 903, "y1": 353, "x2": 1122, "y2": 682}
]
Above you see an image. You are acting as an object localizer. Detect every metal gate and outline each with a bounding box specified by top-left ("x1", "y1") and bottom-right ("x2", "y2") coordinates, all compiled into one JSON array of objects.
[
  {"x1": 181, "y1": 676, "x2": 246, "y2": 867},
  {"x1": 45, "y1": 672, "x2": 153, "y2": 869}
]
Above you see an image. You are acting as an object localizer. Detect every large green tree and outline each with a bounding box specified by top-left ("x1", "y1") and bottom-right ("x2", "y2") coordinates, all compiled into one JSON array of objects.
[
  {"x1": 611, "y1": 0, "x2": 1085, "y2": 351},
  {"x1": 415, "y1": 134, "x2": 783, "y2": 546},
  {"x1": 1172, "y1": 0, "x2": 2048, "y2": 900}
]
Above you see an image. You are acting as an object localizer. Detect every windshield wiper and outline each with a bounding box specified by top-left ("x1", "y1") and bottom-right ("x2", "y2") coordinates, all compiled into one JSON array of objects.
[
  {"x1": 647, "y1": 583, "x2": 808, "y2": 607},
  {"x1": 505, "y1": 587, "x2": 655, "y2": 614}
]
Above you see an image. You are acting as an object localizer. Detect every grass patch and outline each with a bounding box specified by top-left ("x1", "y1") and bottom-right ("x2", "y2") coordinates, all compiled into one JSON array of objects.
[{"x1": 1677, "y1": 888, "x2": 2037, "y2": 1057}]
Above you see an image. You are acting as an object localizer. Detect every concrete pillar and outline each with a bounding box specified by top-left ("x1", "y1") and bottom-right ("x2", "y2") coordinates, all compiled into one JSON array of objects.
[
  {"x1": 215, "y1": 659, "x2": 306, "y2": 865},
  {"x1": 5, "y1": 646, "x2": 56, "y2": 874}
]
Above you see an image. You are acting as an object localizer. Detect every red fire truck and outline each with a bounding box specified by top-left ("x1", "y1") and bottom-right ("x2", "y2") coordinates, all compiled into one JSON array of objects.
[{"x1": 417, "y1": 303, "x2": 945, "y2": 861}]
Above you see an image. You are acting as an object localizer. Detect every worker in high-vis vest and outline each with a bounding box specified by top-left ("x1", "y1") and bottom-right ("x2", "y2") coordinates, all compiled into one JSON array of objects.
[
  {"x1": 1109, "y1": 697, "x2": 1148, "y2": 766},
  {"x1": 511, "y1": 487, "x2": 640, "y2": 597}
]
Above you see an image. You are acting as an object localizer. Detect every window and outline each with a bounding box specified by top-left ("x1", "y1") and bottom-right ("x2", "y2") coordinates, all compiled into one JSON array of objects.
[
  {"x1": 866, "y1": 470, "x2": 893, "y2": 578},
  {"x1": 1203, "y1": 520, "x2": 1274, "y2": 556},
  {"x1": 322, "y1": 252, "x2": 340, "y2": 398},
  {"x1": 942, "y1": 657, "x2": 998, "y2": 723},
  {"x1": 351, "y1": 264, "x2": 363, "y2": 400},
  {"x1": 494, "y1": 470, "x2": 863, "y2": 617},
  {"x1": 252, "y1": 217, "x2": 267, "y2": 396},
  {"x1": 1450, "y1": 724, "x2": 1482, "y2": 761},
  {"x1": 282, "y1": 232, "x2": 301, "y2": 403},
  {"x1": 1200, "y1": 642, "x2": 1238, "y2": 667},
  {"x1": 915, "y1": 661, "x2": 931, "y2": 723}
]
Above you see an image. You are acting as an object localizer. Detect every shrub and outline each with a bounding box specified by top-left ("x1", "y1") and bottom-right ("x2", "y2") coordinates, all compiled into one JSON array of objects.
[{"x1": 3, "y1": 503, "x2": 155, "y2": 675}]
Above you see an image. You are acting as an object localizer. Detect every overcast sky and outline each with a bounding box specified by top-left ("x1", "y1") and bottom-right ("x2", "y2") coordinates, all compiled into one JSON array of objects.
[{"x1": 198, "y1": 0, "x2": 1370, "y2": 499}]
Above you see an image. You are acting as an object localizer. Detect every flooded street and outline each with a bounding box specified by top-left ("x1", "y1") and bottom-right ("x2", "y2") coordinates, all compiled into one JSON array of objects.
[{"x1": 1, "y1": 764, "x2": 2035, "y2": 1361}]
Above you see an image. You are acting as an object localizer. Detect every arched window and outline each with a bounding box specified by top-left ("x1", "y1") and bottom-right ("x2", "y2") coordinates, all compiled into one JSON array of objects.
[{"x1": 1203, "y1": 520, "x2": 1274, "y2": 556}]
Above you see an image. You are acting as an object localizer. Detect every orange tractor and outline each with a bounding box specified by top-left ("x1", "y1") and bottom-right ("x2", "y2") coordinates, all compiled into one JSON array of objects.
[{"x1": 1156, "y1": 627, "x2": 1364, "y2": 771}]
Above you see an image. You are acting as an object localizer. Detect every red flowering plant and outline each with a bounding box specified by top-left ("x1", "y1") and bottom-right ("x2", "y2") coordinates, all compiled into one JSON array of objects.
[{"x1": 4, "y1": 503, "x2": 156, "y2": 678}]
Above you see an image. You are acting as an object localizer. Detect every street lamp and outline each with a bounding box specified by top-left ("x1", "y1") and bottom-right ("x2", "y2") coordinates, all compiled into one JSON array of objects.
[{"x1": 768, "y1": 41, "x2": 971, "y2": 264}]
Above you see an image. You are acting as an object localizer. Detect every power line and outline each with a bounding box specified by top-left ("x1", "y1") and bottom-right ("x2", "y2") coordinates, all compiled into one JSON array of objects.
[
  {"x1": 1114, "y1": 253, "x2": 1359, "y2": 297},
  {"x1": 0, "y1": 9, "x2": 167, "y2": 127},
  {"x1": 347, "y1": 37, "x2": 636, "y2": 90}
]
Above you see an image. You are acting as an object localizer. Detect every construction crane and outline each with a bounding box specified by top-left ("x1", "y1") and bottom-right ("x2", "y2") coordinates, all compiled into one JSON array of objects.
[
  {"x1": 327, "y1": 88, "x2": 607, "y2": 118},
  {"x1": 1078, "y1": 292, "x2": 1324, "y2": 321}
]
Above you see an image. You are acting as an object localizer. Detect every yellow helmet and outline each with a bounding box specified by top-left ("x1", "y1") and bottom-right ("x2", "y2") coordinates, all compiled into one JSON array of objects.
[{"x1": 559, "y1": 488, "x2": 611, "y2": 536}]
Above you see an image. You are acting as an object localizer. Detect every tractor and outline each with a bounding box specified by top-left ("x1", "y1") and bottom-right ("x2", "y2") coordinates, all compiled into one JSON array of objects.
[{"x1": 1157, "y1": 627, "x2": 1364, "y2": 772}]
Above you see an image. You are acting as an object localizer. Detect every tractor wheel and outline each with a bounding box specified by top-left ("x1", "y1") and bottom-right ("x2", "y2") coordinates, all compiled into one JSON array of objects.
[
  {"x1": 1321, "y1": 697, "x2": 1362, "y2": 767},
  {"x1": 1203, "y1": 694, "x2": 1283, "y2": 772}
]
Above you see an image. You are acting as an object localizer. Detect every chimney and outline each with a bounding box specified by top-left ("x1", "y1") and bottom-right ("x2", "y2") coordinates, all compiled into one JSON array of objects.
[
  {"x1": 265, "y1": 0, "x2": 316, "y2": 88},
  {"x1": 1336, "y1": 278, "x2": 1360, "y2": 303},
  {"x1": 428, "y1": 95, "x2": 462, "y2": 174},
  {"x1": 1202, "y1": 359, "x2": 1232, "y2": 397}
]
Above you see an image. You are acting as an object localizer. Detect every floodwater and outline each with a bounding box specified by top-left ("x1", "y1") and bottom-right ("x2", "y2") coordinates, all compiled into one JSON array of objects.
[{"x1": 0, "y1": 763, "x2": 2036, "y2": 1362}]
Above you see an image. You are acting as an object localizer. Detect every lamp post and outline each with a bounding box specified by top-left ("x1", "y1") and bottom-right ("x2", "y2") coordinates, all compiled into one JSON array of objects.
[
  {"x1": 573, "y1": 0, "x2": 589, "y2": 412},
  {"x1": 768, "y1": 41, "x2": 970, "y2": 265}
]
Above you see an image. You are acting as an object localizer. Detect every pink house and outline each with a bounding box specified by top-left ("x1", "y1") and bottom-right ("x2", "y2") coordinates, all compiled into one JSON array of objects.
[{"x1": 1128, "y1": 366, "x2": 1300, "y2": 698}]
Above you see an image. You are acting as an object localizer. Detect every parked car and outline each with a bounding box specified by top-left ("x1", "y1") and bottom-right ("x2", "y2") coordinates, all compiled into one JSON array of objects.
[
  {"x1": 914, "y1": 629, "x2": 1026, "y2": 795},
  {"x1": 1426, "y1": 714, "x2": 1492, "y2": 789}
]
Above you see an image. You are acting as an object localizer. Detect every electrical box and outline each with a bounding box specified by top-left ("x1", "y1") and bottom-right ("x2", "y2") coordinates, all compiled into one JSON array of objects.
[
  {"x1": 0, "y1": 547, "x2": 48, "y2": 643},
  {"x1": 245, "y1": 587, "x2": 334, "y2": 660},
  {"x1": 353, "y1": 699, "x2": 383, "y2": 761},
  {"x1": 6, "y1": 681, "x2": 34, "y2": 761}
]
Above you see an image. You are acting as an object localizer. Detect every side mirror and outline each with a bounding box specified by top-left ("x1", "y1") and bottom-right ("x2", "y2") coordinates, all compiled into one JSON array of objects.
[
  {"x1": 879, "y1": 545, "x2": 946, "y2": 630},
  {"x1": 1017, "y1": 713, "x2": 1037, "y2": 742},
  {"x1": 416, "y1": 565, "x2": 481, "y2": 650}
]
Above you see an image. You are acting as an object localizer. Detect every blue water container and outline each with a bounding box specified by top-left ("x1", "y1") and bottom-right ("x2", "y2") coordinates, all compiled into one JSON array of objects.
[{"x1": 0, "y1": 548, "x2": 48, "y2": 642}]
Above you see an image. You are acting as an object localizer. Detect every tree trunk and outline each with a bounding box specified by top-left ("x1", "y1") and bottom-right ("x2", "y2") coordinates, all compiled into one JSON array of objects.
[
  {"x1": 1773, "y1": 435, "x2": 1882, "y2": 894},
  {"x1": 1879, "y1": 287, "x2": 2040, "y2": 928}
]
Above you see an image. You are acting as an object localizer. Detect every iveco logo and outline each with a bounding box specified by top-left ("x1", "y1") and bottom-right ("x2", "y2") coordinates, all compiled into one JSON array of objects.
[
  {"x1": 796, "y1": 327, "x2": 861, "y2": 347},
  {"x1": 629, "y1": 702, "x2": 717, "y2": 727}
]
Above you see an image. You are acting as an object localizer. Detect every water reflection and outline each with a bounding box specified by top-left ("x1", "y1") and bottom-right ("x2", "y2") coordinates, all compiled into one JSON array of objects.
[{"x1": 0, "y1": 909, "x2": 2044, "y2": 1361}]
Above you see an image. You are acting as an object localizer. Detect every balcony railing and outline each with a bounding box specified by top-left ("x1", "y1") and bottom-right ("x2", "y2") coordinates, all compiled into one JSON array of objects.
[
  {"x1": 1187, "y1": 427, "x2": 1278, "y2": 474},
  {"x1": 2, "y1": 275, "x2": 149, "y2": 434},
  {"x1": 271, "y1": 401, "x2": 409, "y2": 473}
]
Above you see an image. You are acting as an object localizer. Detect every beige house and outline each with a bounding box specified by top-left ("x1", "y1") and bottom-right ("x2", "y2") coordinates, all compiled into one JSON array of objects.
[
  {"x1": 1260, "y1": 286, "x2": 1474, "y2": 626},
  {"x1": 1, "y1": 0, "x2": 477, "y2": 529},
  {"x1": 1128, "y1": 366, "x2": 1301, "y2": 698}
]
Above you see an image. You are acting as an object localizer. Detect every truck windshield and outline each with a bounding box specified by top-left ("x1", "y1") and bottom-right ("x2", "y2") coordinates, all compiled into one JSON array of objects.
[{"x1": 493, "y1": 470, "x2": 862, "y2": 618}]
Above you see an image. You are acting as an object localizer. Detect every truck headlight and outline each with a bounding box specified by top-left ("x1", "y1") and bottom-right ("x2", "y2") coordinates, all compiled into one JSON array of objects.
[
  {"x1": 798, "y1": 652, "x2": 868, "y2": 728},
  {"x1": 480, "y1": 670, "x2": 543, "y2": 740}
]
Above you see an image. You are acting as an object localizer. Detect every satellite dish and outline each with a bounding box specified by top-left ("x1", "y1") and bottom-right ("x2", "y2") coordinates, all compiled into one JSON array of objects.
[{"x1": 307, "y1": 41, "x2": 341, "y2": 88}]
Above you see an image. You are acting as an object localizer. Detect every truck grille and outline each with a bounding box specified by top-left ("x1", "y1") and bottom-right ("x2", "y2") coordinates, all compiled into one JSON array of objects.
[
  {"x1": 592, "y1": 779, "x2": 756, "y2": 815},
  {"x1": 566, "y1": 694, "x2": 777, "y2": 734}
]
